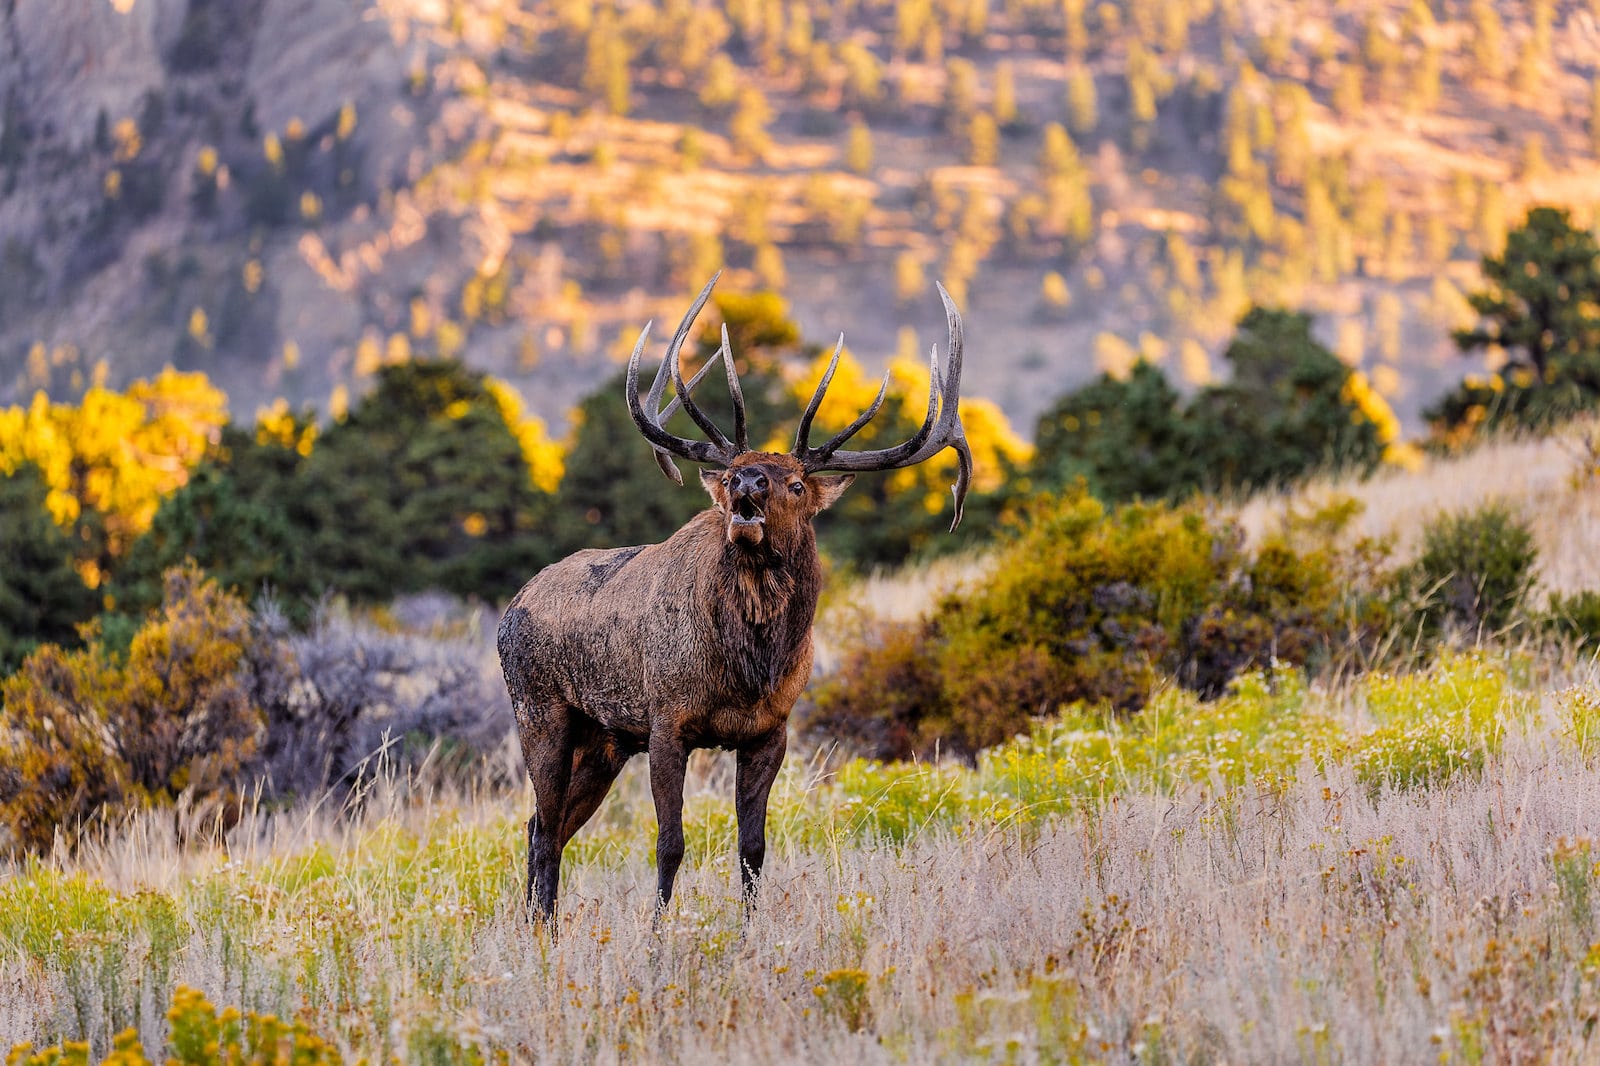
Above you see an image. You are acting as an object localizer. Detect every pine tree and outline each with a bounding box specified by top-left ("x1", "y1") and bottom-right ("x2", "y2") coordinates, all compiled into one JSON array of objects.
[
  {"x1": 582, "y1": 10, "x2": 631, "y2": 116},
  {"x1": 1066, "y1": 64, "x2": 1098, "y2": 134},
  {"x1": 1037, "y1": 121, "x2": 1081, "y2": 178},
  {"x1": 1454, "y1": 207, "x2": 1600, "y2": 381},
  {"x1": 1518, "y1": 133, "x2": 1548, "y2": 182},
  {"x1": 845, "y1": 119, "x2": 874, "y2": 175},
  {"x1": 0, "y1": 465, "x2": 99, "y2": 672},
  {"x1": 1408, "y1": 40, "x2": 1441, "y2": 113},
  {"x1": 1470, "y1": 0, "x2": 1505, "y2": 85},
  {"x1": 730, "y1": 86, "x2": 773, "y2": 160},
  {"x1": 1062, "y1": 0, "x2": 1087, "y2": 59},
  {"x1": 1333, "y1": 65, "x2": 1363, "y2": 120},
  {"x1": 289, "y1": 361, "x2": 555, "y2": 603},
  {"x1": 966, "y1": 111, "x2": 1000, "y2": 166},
  {"x1": 943, "y1": 58, "x2": 979, "y2": 135},
  {"x1": 993, "y1": 61, "x2": 1018, "y2": 128}
]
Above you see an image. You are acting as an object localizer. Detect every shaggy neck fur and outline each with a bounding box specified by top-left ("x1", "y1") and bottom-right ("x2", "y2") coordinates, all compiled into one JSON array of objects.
[
  {"x1": 723, "y1": 541, "x2": 802, "y2": 626},
  {"x1": 693, "y1": 512, "x2": 821, "y2": 701}
]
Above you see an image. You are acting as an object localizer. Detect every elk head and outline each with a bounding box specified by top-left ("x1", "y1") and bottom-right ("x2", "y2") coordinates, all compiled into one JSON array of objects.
[{"x1": 624, "y1": 273, "x2": 974, "y2": 548}]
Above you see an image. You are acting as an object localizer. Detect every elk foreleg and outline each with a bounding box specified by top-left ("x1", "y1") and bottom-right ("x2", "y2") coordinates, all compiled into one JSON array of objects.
[
  {"x1": 735, "y1": 728, "x2": 788, "y2": 904},
  {"x1": 523, "y1": 707, "x2": 575, "y2": 922},
  {"x1": 648, "y1": 730, "x2": 689, "y2": 912}
]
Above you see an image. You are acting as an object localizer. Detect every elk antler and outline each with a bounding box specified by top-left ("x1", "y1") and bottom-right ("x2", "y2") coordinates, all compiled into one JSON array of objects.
[
  {"x1": 626, "y1": 273, "x2": 745, "y2": 484},
  {"x1": 793, "y1": 283, "x2": 973, "y2": 530},
  {"x1": 627, "y1": 276, "x2": 974, "y2": 530}
]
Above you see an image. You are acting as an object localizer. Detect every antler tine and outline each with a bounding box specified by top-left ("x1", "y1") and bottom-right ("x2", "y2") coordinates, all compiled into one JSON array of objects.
[
  {"x1": 792, "y1": 334, "x2": 845, "y2": 454},
  {"x1": 799, "y1": 282, "x2": 975, "y2": 530},
  {"x1": 626, "y1": 317, "x2": 737, "y2": 483},
  {"x1": 816, "y1": 369, "x2": 893, "y2": 457},
  {"x1": 650, "y1": 342, "x2": 732, "y2": 484},
  {"x1": 664, "y1": 278, "x2": 733, "y2": 452},
  {"x1": 800, "y1": 344, "x2": 939, "y2": 467},
  {"x1": 719, "y1": 324, "x2": 748, "y2": 453}
]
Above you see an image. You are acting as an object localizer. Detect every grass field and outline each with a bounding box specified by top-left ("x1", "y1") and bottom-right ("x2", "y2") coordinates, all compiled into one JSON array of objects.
[{"x1": 4, "y1": 653, "x2": 1600, "y2": 1064}]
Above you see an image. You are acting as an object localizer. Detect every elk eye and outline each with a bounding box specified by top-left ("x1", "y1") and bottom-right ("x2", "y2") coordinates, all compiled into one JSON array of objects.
[{"x1": 789, "y1": 481, "x2": 805, "y2": 495}]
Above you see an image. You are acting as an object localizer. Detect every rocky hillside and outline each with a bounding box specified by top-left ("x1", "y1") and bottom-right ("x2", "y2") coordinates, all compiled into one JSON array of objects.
[{"x1": 2, "y1": 0, "x2": 1599, "y2": 435}]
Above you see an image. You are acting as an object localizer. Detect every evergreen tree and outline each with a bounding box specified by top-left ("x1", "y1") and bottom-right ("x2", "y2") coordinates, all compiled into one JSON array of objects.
[
  {"x1": 845, "y1": 119, "x2": 874, "y2": 175},
  {"x1": 1186, "y1": 308, "x2": 1386, "y2": 493},
  {"x1": 1029, "y1": 310, "x2": 1388, "y2": 503},
  {"x1": 1453, "y1": 207, "x2": 1600, "y2": 381},
  {"x1": 0, "y1": 465, "x2": 99, "y2": 673},
  {"x1": 993, "y1": 61, "x2": 1018, "y2": 128},
  {"x1": 1470, "y1": 0, "x2": 1505, "y2": 85},
  {"x1": 115, "y1": 426, "x2": 315, "y2": 622},
  {"x1": 1429, "y1": 207, "x2": 1600, "y2": 439},
  {"x1": 1066, "y1": 64, "x2": 1098, "y2": 134},
  {"x1": 1030, "y1": 361, "x2": 1198, "y2": 502},
  {"x1": 293, "y1": 361, "x2": 555, "y2": 603},
  {"x1": 943, "y1": 58, "x2": 979, "y2": 135},
  {"x1": 965, "y1": 111, "x2": 1000, "y2": 166}
]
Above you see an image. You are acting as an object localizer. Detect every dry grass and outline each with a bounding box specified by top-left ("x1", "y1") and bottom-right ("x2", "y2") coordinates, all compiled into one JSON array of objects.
[
  {"x1": 5, "y1": 662, "x2": 1600, "y2": 1063},
  {"x1": 1236, "y1": 419, "x2": 1600, "y2": 599},
  {"x1": 814, "y1": 550, "x2": 992, "y2": 669}
]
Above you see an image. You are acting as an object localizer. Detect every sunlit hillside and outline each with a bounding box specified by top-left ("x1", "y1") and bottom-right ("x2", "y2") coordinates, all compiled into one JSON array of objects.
[{"x1": 2, "y1": 0, "x2": 1599, "y2": 434}]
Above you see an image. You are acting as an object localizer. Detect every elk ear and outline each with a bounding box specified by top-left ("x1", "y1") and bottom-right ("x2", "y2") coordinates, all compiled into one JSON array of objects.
[
  {"x1": 699, "y1": 467, "x2": 725, "y2": 506},
  {"x1": 809, "y1": 473, "x2": 855, "y2": 513}
]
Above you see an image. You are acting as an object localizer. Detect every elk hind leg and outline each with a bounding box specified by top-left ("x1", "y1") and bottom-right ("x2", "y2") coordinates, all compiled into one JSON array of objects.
[
  {"x1": 520, "y1": 703, "x2": 576, "y2": 922},
  {"x1": 559, "y1": 731, "x2": 630, "y2": 849}
]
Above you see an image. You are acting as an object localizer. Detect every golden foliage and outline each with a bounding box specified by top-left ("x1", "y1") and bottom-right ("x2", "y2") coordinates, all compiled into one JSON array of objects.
[
  {"x1": 0, "y1": 370, "x2": 227, "y2": 565},
  {"x1": 1341, "y1": 369, "x2": 1423, "y2": 469},
  {"x1": 486, "y1": 378, "x2": 566, "y2": 494},
  {"x1": 253, "y1": 398, "x2": 317, "y2": 457},
  {"x1": 0, "y1": 567, "x2": 263, "y2": 856}
]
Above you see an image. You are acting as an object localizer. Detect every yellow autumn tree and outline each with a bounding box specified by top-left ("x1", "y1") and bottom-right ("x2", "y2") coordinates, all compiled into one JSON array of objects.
[{"x1": 0, "y1": 369, "x2": 227, "y2": 584}]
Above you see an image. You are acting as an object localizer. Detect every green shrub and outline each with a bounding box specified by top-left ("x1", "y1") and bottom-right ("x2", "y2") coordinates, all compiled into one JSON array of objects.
[
  {"x1": 0, "y1": 566, "x2": 265, "y2": 854},
  {"x1": 804, "y1": 488, "x2": 1383, "y2": 758},
  {"x1": 1397, "y1": 501, "x2": 1537, "y2": 640},
  {"x1": 1543, "y1": 590, "x2": 1600, "y2": 649}
]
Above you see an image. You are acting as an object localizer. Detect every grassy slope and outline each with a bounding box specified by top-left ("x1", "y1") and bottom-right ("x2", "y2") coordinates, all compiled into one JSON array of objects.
[{"x1": 3, "y1": 658, "x2": 1600, "y2": 1061}]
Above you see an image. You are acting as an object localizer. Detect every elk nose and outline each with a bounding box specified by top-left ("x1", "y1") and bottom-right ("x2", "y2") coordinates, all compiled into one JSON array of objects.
[{"x1": 730, "y1": 470, "x2": 768, "y2": 496}]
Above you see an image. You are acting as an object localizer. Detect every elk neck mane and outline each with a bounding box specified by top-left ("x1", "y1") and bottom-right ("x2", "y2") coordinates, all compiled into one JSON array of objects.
[{"x1": 680, "y1": 508, "x2": 820, "y2": 696}]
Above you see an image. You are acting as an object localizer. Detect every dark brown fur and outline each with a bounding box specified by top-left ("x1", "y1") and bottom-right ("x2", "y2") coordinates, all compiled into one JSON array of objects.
[{"x1": 498, "y1": 453, "x2": 852, "y2": 918}]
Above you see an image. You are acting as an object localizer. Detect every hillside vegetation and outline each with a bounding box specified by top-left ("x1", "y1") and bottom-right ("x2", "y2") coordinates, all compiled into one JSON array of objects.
[{"x1": 3, "y1": 0, "x2": 1600, "y2": 433}]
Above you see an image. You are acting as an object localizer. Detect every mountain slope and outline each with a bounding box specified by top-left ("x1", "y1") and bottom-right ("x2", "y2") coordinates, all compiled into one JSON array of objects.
[{"x1": 2, "y1": 0, "x2": 1598, "y2": 436}]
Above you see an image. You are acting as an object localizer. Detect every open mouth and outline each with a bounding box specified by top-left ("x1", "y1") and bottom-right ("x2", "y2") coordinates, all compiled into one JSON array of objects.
[{"x1": 730, "y1": 495, "x2": 765, "y2": 526}]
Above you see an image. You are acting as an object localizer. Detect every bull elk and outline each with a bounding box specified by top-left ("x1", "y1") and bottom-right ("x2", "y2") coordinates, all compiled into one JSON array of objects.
[{"x1": 497, "y1": 274, "x2": 972, "y2": 920}]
